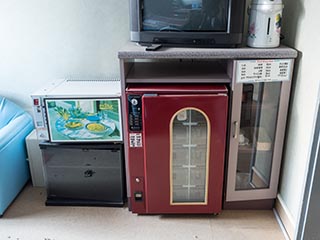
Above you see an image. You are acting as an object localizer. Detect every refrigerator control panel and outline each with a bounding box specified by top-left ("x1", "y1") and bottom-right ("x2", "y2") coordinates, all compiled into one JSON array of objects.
[{"x1": 128, "y1": 95, "x2": 142, "y2": 131}]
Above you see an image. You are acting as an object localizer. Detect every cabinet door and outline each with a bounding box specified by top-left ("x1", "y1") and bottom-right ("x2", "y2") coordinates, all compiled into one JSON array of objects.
[
  {"x1": 226, "y1": 81, "x2": 291, "y2": 202},
  {"x1": 42, "y1": 145, "x2": 125, "y2": 202},
  {"x1": 142, "y1": 94, "x2": 228, "y2": 213}
]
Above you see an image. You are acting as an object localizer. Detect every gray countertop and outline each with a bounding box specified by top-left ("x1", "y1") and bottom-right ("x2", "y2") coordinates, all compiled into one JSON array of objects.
[{"x1": 118, "y1": 42, "x2": 298, "y2": 60}]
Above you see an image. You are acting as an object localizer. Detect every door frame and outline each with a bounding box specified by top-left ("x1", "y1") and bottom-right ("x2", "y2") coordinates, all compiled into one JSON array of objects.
[{"x1": 296, "y1": 95, "x2": 320, "y2": 239}]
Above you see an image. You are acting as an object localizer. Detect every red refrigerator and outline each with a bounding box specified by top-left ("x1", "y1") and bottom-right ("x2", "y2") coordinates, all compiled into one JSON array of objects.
[{"x1": 126, "y1": 84, "x2": 228, "y2": 214}]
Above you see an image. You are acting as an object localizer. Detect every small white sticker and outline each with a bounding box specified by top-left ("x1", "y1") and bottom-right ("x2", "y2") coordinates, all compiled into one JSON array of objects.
[{"x1": 129, "y1": 133, "x2": 143, "y2": 148}]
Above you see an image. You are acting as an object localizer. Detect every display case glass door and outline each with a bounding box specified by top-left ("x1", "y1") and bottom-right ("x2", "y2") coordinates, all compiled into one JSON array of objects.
[{"x1": 226, "y1": 81, "x2": 291, "y2": 202}]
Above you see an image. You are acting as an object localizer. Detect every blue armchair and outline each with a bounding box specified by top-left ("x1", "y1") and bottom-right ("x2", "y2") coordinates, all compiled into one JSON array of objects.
[{"x1": 0, "y1": 97, "x2": 33, "y2": 216}]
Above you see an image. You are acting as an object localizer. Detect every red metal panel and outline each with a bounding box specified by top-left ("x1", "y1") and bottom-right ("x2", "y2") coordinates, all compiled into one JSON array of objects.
[
  {"x1": 142, "y1": 94, "x2": 228, "y2": 214},
  {"x1": 128, "y1": 146, "x2": 146, "y2": 213}
]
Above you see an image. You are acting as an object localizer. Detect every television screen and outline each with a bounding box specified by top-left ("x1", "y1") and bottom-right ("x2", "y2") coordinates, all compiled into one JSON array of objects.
[{"x1": 142, "y1": 0, "x2": 228, "y2": 32}]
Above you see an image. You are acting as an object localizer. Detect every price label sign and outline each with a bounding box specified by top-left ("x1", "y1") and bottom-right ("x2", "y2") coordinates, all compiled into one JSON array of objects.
[{"x1": 235, "y1": 59, "x2": 292, "y2": 83}]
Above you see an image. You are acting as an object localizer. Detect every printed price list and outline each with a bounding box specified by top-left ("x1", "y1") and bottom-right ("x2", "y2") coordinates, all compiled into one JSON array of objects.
[{"x1": 236, "y1": 59, "x2": 291, "y2": 83}]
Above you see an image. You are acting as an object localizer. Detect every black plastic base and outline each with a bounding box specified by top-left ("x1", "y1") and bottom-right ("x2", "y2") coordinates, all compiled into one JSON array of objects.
[
  {"x1": 45, "y1": 197, "x2": 125, "y2": 207},
  {"x1": 223, "y1": 199, "x2": 275, "y2": 210}
]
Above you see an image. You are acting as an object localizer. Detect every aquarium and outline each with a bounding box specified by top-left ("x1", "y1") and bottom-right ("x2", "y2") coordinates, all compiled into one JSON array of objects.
[{"x1": 44, "y1": 98, "x2": 122, "y2": 142}]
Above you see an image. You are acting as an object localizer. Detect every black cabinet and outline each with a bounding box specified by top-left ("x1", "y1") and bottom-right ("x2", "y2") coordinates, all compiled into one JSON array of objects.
[{"x1": 40, "y1": 143, "x2": 126, "y2": 206}]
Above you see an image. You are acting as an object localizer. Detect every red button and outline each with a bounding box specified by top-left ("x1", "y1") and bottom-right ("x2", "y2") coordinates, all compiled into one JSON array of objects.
[{"x1": 33, "y1": 98, "x2": 39, "y2": 105}]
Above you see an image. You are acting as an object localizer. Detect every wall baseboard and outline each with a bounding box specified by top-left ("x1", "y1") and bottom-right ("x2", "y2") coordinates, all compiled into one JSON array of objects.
[{"x1": 275, "y1": 195, "x2": 295, "y2": 240}]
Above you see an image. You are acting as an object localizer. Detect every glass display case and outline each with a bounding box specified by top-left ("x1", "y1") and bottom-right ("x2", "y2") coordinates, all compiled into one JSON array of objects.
[{"x1": 226, "y1": 77, "x2": 292, "y2": 204}]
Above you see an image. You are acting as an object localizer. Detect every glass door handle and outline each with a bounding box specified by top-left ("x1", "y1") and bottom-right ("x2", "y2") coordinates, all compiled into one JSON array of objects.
[{"x1": 233, "y1": 121, "x2": 239, "y2": 139}]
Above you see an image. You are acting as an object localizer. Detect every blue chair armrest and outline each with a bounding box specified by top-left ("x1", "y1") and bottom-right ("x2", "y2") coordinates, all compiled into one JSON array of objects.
[{"x1": 0, "y1": 113, "x2": 33, "y2": 151}]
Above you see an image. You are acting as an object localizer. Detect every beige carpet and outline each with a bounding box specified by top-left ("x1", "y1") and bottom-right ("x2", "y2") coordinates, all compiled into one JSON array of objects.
[{"x1": 0, "y1": 183, "x2": 285, "y2": 240}]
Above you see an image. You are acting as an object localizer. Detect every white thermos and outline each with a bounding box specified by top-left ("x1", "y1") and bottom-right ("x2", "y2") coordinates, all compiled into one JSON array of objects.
[{"x1": 247, "y1": 0, "x2": 283, "y2": 48}]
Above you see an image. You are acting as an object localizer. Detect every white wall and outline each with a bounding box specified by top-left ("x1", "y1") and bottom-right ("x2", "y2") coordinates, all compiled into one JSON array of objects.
[
  {"x1": 278, "y1": 0, "x2": 320, "y2": 234},
  {"x1": 0, "y1": 0, "x2": 129, "y2": 113}
]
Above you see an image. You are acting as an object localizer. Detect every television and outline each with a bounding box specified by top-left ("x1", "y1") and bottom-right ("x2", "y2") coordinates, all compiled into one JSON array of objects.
[{"x1": 129, "y1": 0, "x2": 246, "y2": 47}]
